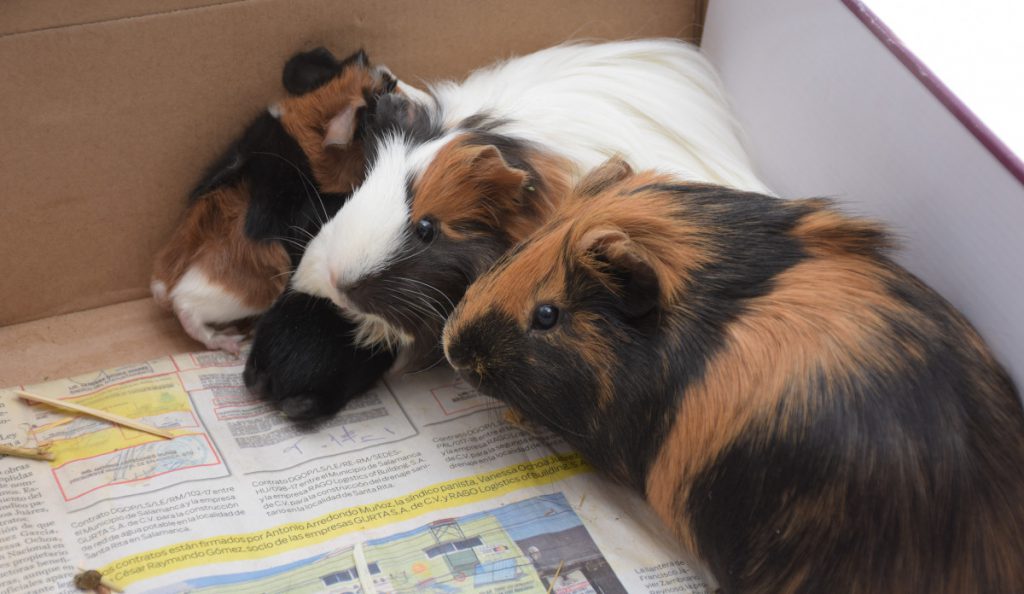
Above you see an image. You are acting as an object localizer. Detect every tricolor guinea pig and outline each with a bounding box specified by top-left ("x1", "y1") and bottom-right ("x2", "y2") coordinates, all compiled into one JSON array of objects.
[
  {"x1": 294, "y1": 39, "x2": 769, "y2": 379},
  {"x1": 442, "y1": 159, "x2": 1024, "y2": 594},
  {"x1": 151, "y1": 48, "x2": 406, "y2": 353}
]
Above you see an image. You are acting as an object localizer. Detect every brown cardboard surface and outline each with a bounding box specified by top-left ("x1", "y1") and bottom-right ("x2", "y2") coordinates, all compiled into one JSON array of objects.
[
  {"x1": 0, "y1": 0, "x2": 701, "y2": 329},
  {"x1": 0, "y1": 1, "x2": 241, "y2": 37},
  {"x1": 0, "y1": 298, "x2": 201, "y2": 388}
]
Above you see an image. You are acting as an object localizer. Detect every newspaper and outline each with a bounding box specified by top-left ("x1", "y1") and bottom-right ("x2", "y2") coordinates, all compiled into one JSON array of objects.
[{"x1": 0, "y1": 350, "x2": 708, "y2": 594}]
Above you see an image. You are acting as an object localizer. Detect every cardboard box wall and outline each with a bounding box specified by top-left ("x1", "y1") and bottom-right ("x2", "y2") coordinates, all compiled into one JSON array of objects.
[
  {"x1": 703, "y1": 0, "x2": 1023, "y2": 389},
  {"x1": 0, "y1": 0, "x2": 706, "y2": 387}
]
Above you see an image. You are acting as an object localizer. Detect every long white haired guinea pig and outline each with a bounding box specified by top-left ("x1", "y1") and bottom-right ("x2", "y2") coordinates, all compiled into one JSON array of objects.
[
  {"x1": 294, "y1": 38, "x2": 769, "y2": 372},
  {"x1": 442, "y1": 159, "x2": 1024, "y2": 594}
]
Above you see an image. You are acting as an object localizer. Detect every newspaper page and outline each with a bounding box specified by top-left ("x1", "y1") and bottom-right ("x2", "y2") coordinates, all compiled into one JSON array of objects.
[{"x1": 0, "y1": 350, "x2": 709, "y2": 594}]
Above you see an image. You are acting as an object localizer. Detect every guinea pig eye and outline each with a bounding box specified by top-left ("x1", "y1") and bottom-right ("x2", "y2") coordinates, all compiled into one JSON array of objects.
[
  {"x1": 532, "y1": 304, "x2": 559, "y2": 330},
  {"x1": 415, "y1": 218, "x2": 437, "y2": 242}
]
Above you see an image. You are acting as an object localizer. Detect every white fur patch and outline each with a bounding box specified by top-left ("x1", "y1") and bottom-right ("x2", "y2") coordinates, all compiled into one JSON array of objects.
[
  {"x1": 429, "y1": 39, "x2": 771, "y2": 193},
  {"x1": 168, "y1": 267, "x2": 260, "y2": 352},
  {"x1": 350, "y1": 310, "x2": 414, "y2": 351}
]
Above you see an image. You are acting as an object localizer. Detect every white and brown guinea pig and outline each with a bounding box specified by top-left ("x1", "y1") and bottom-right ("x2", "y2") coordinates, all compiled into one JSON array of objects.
[
  {"x1": 295, "y1": 39, "x2": 770, "y2": 372},
  {"x1": 442, "y1": 159, "x2": 1024, "y2": 594},
  {"x1": 151, "y1": 48, "x2": 416, "y2": 353}
]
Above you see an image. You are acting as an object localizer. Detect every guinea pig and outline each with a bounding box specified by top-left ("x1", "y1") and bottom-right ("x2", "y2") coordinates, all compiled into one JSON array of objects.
[
  {"x1": 294, "y1": 39, "x2": 770, "y2": 376},
  {"x1": 441, "y1": 159, "x2": 1024, "y2": 594},
  {"x1": 151, "y1": 47, "x2": 406, "y2": 353}
]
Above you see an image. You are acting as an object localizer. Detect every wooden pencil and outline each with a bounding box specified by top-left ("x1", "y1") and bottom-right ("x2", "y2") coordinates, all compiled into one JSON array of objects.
[{"x1": 16, "y1": 390, "x2": 175, "y2": 440}]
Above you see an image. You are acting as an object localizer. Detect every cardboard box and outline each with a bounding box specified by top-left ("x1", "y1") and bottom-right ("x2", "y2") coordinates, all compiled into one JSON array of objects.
[{"x1": 0, "y1": 0, "x2": 706, "y2": 387}]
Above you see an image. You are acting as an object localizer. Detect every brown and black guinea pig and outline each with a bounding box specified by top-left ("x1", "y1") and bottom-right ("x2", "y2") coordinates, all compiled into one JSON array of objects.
[
  {"x1": 442, "y1": 158, "x2": 1024, "y2": 594},
  {"x1": 151, "y1": 47, "x2": 411, "y2": 353}
]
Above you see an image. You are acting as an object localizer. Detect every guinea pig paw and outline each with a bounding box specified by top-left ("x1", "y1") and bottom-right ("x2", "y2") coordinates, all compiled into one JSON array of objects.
[
  {"x1": 174, "y1": 308, "x2": 242, "y2": 355},
  {"x1": 206, "y1": 332, "x2": 246, "y2": 356},
  {"x1": 279, "y1": 395, "x2": 321, "y2": 421},
  {"x1": 243, "y1": 365, "x2": 272, "y2": 400}
]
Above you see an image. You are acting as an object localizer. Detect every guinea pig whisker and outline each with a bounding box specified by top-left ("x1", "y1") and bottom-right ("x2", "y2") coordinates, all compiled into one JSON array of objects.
[
  {"x1": 394, "y1": 276, "x2": 457, "y2": 312},
  {"x1": 269, "y1": 268, "x2": 296, "y2": 281},
  {"x1": 380, "y1": 279, "x2": 444, "y2": 319},
  {"x1": 404, "y1": 354, "x2": 448, "y2": 375},
  {"x1": 396, "y1": 288, "x2": 447, "y2": 323},
  {"x1": 384, "y1": 285, "x2": 445, "y2": 326},
  {"x1": 287, "y1": 225, "x2": 316, "y2": 241},
  {"x1": 269, "y1": 235, "x2": 310, "y2": 252},
  {"x1": 388, "y1": 277, "x2": 452, "y2": 321},
  {"x1": 507, "y1": 384, "x2": 587, "y2": 439},
  {"x1": 251, "y1": 151, "x2": 329, "y2": 225},
  {"x1": 379, "y1": 291, "x2": 424, "y2": 328},
  {"x1": 388, "y1": 306, "x2": 417, "y2": 333},
  {"x1": 270, "y1": 235, "x2": 306, "y2": 247},
  {"x1": 386, "y1": 241, "x2": 436, "y2": 267}
]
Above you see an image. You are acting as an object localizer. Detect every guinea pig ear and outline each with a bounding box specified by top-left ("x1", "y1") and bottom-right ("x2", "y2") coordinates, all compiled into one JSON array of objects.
[
  {"x1": 323, "y1": 99, "x2": 367, "y2": 148},
  {"x1": 577, "y1": 227, "x2": 660, "y2": 320},
  {"x1": 576, "y1": 157, "x2": 634, "y2": 198},
  {"x1": 470, "y1": 145, "x2": 528, "y2": 207},
  {"x1": 337, "y1": 48, "x2": 370, "y2": 70},
  {"x1": 282, "y1": 47, "x2": 343, "y2": 95}
]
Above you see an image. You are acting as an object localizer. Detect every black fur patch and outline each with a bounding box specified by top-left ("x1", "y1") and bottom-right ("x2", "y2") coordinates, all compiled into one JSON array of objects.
[
  {"x1": 244, "y1": 291, "x2": 395, "y2": 420},
  {"x1": 241, "y1": 114, "x2": 330, "y2": 244},
  {"x1": 282, "y1": 47, "x2": 342, "y2": 95}
]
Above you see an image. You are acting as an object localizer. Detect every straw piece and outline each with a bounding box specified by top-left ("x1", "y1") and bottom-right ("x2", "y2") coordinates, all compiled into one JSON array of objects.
[
  {"x1": 0, "y1": 443, "x2": 54, "y2": 461},
  {"x1": 17, "y1": 390, "x2": 175, "y2": 440},
  {"x1": 546, "y1": 560, "x2": 565, "y2": 594}
]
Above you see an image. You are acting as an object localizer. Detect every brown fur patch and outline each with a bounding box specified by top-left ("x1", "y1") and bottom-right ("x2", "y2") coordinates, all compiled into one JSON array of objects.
[
  {"x1": 574, "y1": 156, "x2": 634, "y2": 197},
  {"x1": 645, "y1": 257, "x2": 906, "y2": 554},
  {"x1": 789, "y1": 202, "x2": 894, "y2": 258},
  {"x1": 152, "y1": 183, "x2": 290, "y2": 310},
  {"x1": 411, "y1": 135, "x2": 572, "y2": 243},
  {"x1": 276, "y1": 65, "x2": 383, "y2": 194}
]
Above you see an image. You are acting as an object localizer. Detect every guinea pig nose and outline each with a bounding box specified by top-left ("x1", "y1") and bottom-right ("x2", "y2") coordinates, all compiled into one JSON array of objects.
[{"x1": 444, "y1": 339, "x2": 472, "y2": 371}]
